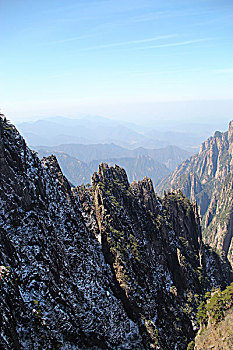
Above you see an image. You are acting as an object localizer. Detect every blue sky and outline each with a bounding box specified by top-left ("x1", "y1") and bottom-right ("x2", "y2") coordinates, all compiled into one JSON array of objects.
[{"x1": 1, "y1": 0, "x2": 233, "y2": 124}]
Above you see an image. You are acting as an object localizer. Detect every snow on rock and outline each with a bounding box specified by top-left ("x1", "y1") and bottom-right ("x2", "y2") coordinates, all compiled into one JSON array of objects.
[{"x1": 0, "y1": 116, "x2": 232, "y2": 349}]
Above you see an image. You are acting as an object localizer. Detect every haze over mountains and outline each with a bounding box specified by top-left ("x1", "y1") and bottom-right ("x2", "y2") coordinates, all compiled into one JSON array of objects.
[
  {"x1": 2, "y1": 0, "x2": 233, "y2": 347},
  {"x1": 37, "y1": 143, "x2": 189, "y2": 187},
  {"x1": 17, "y1": 115, "x2": 215, "y2": 151},
  {"x1": 17, "y1": 115, "x2": 220, "y2": 187},
  {"x1": 1, "y1": 115, "x2": 232, "y2": 349}
]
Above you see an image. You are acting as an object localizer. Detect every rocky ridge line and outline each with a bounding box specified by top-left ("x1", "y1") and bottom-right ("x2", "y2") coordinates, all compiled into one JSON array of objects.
[
  {"x1": 156, "y1": 121, "x2": 233, "y2": 267},
  {"x1": 0, "y1": 116, "x2": 232, "y2": 349}
]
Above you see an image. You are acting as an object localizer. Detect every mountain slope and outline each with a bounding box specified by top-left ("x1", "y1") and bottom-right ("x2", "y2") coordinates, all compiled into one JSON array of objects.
[
  {"x1": 17, "y1": 116, "x2": 204, "y2": 150},
  {"x1": 37, "y1": 150, "x2": 170, "y2": 186},
  {"x1": 195, "y1": 307, "x2": 233, "y2": 350},
  {"x1": 202, "y1": 173, "x2": 233, "y2": 266},
  {"x1": 36, "y1": 143, "x2": 190, "y2": 170},
  {"x1": 156, "y1": 121, "x2": 233, "y2": 267},
  {"x1": 0, "y1": 118, "x2": 141, "y2": 349},
  {"x1": 194, "y1": 282, "x2": 233, "y2": 350},
  {"x1": 36, "y1": 143, "x2": 190, "y2": 187},
  {"x1": 17, "y1": 117, "x2": 163, "y2": 149},
  {"x1": 0, "y1": 116, "x2": 232, "y2": 349}
]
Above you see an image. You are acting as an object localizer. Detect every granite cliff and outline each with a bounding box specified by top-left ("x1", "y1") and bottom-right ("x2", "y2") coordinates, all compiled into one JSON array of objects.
[
  {"x1": 0, "y1": 116, "x2": 232, "y2": 349},
  {"x1": 193, "y1": 282, "x2": 233, "y2": 350},
  {"x1": 157, "y1": 121, "x2": 233, "y2": 267}
]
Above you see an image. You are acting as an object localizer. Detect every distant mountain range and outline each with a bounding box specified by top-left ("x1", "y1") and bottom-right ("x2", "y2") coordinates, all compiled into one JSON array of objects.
[
  {"x1": 17, "y1": 115, "x2": 208, "y2": 151},
  {"x1": 1, "y1": 115, "x2": 232, "y2": 349},
  {"x1": 36, "y1": 144, "x2": 190, "y2": 186}
]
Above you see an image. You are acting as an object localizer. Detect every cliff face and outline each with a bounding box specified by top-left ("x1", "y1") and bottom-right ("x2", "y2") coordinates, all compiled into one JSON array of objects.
[
  {"x1": 76, "y1": 164, "x2": 232, "y2": 349},
  {"x1": 0, "y1": 116, "x2": 232, "y2": 349},
  {"x1": 194, "y1": 282, "x2": 233, "y2": 350},
  {"x1": 202, "y1": 173, "x2": 233, "y2": 267},
  {"x1": 157, "y1": 121, "x2": 233, "y2": 267},
  {"x1": 194, "y1": 307, "x2": 233, "y2": 350},
  {"x1": 0, "y1": 117, "x2": 140, "y2": 349},
  {"x1": 194, "y1": 308, "x2": 233, "y2": 350}
]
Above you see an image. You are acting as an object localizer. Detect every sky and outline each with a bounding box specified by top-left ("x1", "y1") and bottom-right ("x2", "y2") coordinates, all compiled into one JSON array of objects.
[{"x1": 0, "y1": 0, "x2": 233, "y2": 125}]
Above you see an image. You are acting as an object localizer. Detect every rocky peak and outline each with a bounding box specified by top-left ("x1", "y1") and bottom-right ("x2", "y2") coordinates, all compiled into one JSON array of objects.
[
  {"x1": 228, "y1": 120, "x2": 233, "y2": 139},
  {"x1": 42, "y1": 154, "x2": 73, "y2": 202},
  {"x1": 132, "y1": 176, "x2": 154, "y2": 193},
  {"x1": 202, "y1": 173, "x2": 233, "y2": 267},
  {"x1": 0, "y1": 116, "x2": 27, "y2": 174},
  {"x1": 1, "y1": 116, "x2": 233, "y2": 349},
  {"x1": 213, "y1": 130, "x2": 222, "y2": 138},
  {"x1": 157, "y1": 121, "x2": 233, "y2": 268},
  {"x1": 92, "y1": 162, "x2": 129, "y2": 187},
  {"x1": 162, "y1": 190, "x2": 202, "y2": 250},
  {"x1": 131, "y1": 177, "x2": 160, "y2": 216},
  {"x1": 228, "y1": 121, "x2": 233, "y2": 168}
]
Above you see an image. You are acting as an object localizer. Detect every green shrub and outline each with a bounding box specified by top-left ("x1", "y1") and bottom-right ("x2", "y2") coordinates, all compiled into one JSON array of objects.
[
  {"x1": 187, "y1": 340, "x2": 195, "y2": 350},
  {"x1": 196, "y1": 301, "x2": 208, "y2": 326},
  {"x1": 197, "y1": 283, "x2": 233, "y2": 326}
]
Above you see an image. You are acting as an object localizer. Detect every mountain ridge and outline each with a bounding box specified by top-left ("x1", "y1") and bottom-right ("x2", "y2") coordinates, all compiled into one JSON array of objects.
[
  {"x1": 36, "y1": 142, "x2": 190, "y2": 167},
  {"x1": 156, "y1": 121, "x2": 233, "y2": 267},
  {"x1": 17, "y1": 116, "x2": 207, "y2": 151},
  {"x1": 36, "y1": 143, "x2": 190, "y2": 187},
  {"x1": 0, "y1": 115, "x2": 232, "y2": 349}
]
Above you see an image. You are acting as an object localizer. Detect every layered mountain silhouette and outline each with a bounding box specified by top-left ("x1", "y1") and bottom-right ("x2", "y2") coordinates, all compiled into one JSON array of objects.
[
  {"x1": 1, "y1": 115, "x2": 232, "y2": 349},
  {"x1": 17, "y1": 116, "x2": 207, "y2": 151},
  {"x1": 36, "y1": 144, "x2": 189, "y2": 186},
  {"x1": 157, "y1": 121, "x2": 233, "y2": 267}
]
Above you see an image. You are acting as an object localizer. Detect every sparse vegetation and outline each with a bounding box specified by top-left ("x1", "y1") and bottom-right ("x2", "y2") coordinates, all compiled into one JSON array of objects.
[
  {"x1": 187, "y1": 340, "x2": 195, "y2": 350},
  {"x1": 197, "y1": 283, "x2": 233, "y2": 327}
]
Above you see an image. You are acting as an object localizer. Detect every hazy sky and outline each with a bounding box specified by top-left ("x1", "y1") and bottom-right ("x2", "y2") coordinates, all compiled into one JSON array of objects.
[{"x1": 1, "y1": 0, "x2": 233, "y2": 123}]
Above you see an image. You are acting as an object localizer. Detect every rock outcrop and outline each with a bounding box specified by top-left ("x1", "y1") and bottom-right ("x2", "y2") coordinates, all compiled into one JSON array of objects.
[
  {"x1": 193, "y1": 282, "x2": 233, "y2": 350},
  {"x1": 194, "y1": 307, "x2": 233, "y2": 350},
  {"x1": 0, "y1": 116, "x2": 232, "y2": 349},
  {"x1": 157, "y1": 121, "x2": 233, "y2": 267}
]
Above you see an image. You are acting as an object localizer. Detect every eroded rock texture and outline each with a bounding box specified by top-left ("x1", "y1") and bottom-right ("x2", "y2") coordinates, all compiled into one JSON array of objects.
[
  {"x1": 0, "y1": 116, "x2": 232, "y2": 349},
  {"x1": 157, "y1": 121, "x2": 233, "y2": 267},
  {"x1": 195, "y1": 307, "x2": 233, "y2": 350}
]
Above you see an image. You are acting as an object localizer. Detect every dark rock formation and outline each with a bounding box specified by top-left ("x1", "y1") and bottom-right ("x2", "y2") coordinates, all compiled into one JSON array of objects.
[
  {"x1": 157, "y1": 121, "x2": 233, "y2": 267},
  {"x1": 0, "y1": 116, "x2": 232, "y2": 349}
]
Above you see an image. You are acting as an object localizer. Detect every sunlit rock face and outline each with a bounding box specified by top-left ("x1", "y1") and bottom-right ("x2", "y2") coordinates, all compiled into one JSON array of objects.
[
  {"x1": 157, "y1": 121, "x2": 233, "y2": 267},
  {"x1": 0, "y1": 116, "x2": 232, "y2": 349}
]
